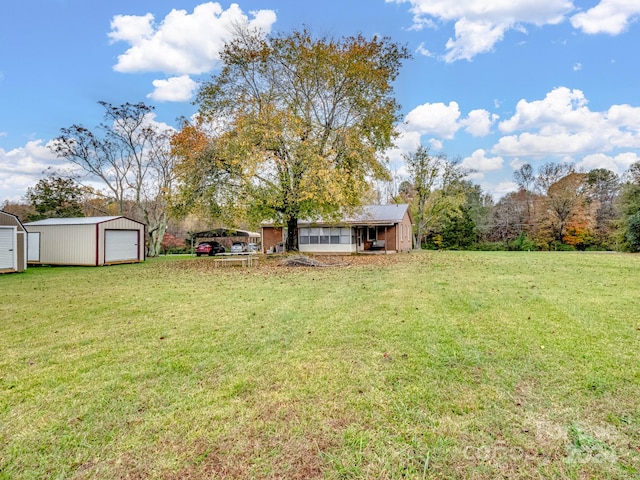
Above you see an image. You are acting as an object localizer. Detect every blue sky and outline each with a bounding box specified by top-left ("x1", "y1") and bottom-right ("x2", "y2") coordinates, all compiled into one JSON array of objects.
[{"x1": 2, "y1": 0, "x2": 640, "y2": 203}]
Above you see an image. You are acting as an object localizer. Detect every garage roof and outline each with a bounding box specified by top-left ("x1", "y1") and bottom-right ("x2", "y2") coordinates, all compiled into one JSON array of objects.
[{"x1": 25, "y1": 216, "x2": 139, "y2": 226}]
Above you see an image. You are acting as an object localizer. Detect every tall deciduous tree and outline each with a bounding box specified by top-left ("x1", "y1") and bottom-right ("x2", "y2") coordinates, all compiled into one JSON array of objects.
[
  {"x1": 403, "y1": 145, "x2": 464, "y2": 248},
  {"x1": 586, "y1": 168, "x2": 619, "y2": 247},
  {"x1": 535, "y1": 162, "x2": 575, "y2": 194},
  {"x1": 50, "y1": 102, "x2": 177, "y2": 257},
  {"x1": 619, "y1": 161, "x2": 640, "y2": 251},
  {"x1": 539, "y1": 172, "x2": 589, "y2": 246},
  {"x1": 180, "y1": 27, "x2": 409, "y2": 250},
  {"x1": 513, "y1": 163, "x2": 535, "y2": 228}
]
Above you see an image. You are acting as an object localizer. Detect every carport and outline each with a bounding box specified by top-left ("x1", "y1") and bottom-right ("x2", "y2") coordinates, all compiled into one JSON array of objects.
[{"x1": 190, "y1": 228, "x2": 261, "y2": 251}]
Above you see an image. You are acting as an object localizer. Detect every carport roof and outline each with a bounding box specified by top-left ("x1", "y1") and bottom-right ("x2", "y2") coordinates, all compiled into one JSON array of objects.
[{"x1": 192, "y1": 228, "x2": 261, "y2": 238}]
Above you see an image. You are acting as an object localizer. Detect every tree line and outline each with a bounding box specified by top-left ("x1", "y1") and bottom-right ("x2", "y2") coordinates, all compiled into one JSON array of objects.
[{"x1": 395, "y1": 148, "x2": 640, "y2": 252}]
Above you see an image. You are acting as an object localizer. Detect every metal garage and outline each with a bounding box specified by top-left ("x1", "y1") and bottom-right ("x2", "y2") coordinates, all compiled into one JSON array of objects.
[
  {"x1": 0, "y1": 211, "x2": 27, "y2": 273},
  {"x1": 24, "y1": 216, "x2": 145, "y2": 266}
]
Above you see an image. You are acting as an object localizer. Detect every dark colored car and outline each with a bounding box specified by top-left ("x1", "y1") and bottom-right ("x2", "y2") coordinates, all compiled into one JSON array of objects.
[{"x1": 195, "y1": 241, "x2": 225, "y2": 256}]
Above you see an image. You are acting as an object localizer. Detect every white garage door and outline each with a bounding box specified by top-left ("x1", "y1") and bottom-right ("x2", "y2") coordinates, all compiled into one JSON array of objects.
[
  {"x1": 0, "y1": 227, "x2": 15, "y2": 270},
  {"x1": 105, "y1": 230, "x2": 139, "y2": 263}
]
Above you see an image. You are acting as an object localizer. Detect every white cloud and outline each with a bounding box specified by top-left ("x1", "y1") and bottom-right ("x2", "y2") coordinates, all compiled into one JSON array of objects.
[
  {"x1": 0, "y1": 140, "x2": 70, "y2": 202},
  {"x1": 404, "y1": 101, "x2": 461, "y2": 138},
  {"x1": 110, "y1": 3, "x2": 276, "y2": 75},
  {"x1": 428, "y1": 138, "x2": 443, "y2": 150},
  {"x1": 461, "y1": 149, "x2": 504, "y2": 171},
  {"x1": 509, "y1": 158, "x2": 527, "y2": 170},
  {"x1": 492, "y1": 180, "x2": 519, "y2": 197},
  {"x1": 388, "y1": 0, "x2": 573, "y2": 61},
  {"x1": 573, "y1": 62, "x2": 582, "y2": 71},
  {"x1": 461, "y1": 109, "x2": 498, "y2": 136},
  {"x1": 571, "y1": 0, "x2": 640, "y2": 35},
  {"x1": 492, "y1": 87, "x2": 640, "y2": 159},
  {"x1": 576, "y1": 152, "x2": 640, "y2": 173},
  {"x1": 498, "y1": 87, "x2": 593, "y2": 133},
  {"x1": 108, "y1": 12, "x2": 155, "y2": 45},
  {"x1": 415, "y1": 42, "x2": 434, "y2": 57},
  {"x1": 147, "y1": 75, "x2": 199, "y2": 102}
]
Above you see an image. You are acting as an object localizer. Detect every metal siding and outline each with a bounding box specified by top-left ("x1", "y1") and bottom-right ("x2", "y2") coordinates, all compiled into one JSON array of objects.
[
  {"x1": 16, "y1": 231, "x2": 26, "y2": 271},
  {"x1": 26, "y1": 224, "x2": 97, "y2": 265}
]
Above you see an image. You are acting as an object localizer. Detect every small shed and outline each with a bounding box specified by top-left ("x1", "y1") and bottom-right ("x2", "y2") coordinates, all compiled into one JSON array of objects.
[
  {"x1": 0, "y1": 211, "x2": 27, "y2": 273},
  {"x1": 24, "y1": 216, "x2": 145, "y2": 266}
]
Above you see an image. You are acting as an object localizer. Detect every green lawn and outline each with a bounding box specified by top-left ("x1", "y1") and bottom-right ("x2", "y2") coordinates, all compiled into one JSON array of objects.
[{"x1": 1, "y1": 251, "x2": 639, "y2": 479}]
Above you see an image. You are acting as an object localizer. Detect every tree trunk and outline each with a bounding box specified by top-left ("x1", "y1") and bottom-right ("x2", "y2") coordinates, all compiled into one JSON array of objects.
[{"x1": 286, "y1": 216, "x2": 298, "y2": 252}]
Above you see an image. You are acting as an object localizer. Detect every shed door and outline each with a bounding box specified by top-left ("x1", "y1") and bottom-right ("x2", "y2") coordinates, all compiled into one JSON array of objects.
[
  {"x1": 0, "y1": 227, "x2": 16, "y2": 270},
  {"x1": 105, "y1": 230, "x2": 139, "y2": 263},
  {"x1": 27, "y1": 232, "x2": 40, "y2": 262}
]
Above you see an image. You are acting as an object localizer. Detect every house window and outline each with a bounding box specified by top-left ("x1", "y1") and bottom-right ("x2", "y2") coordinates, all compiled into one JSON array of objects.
[
  {"x1": 367, "y1": 227, "x2": 377, "y2": 241},
  {"x1": 298, "y1": 227, "x2": 354, "y2": 245},
  {"x1": 340, "y1": 227, "x2": 351, "y2": 244}
]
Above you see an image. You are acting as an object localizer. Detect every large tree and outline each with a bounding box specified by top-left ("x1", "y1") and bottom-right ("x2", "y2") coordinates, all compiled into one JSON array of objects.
[
  {"x1": 50, "y1": 102, "x2": 177, "y2": 257},
  {"x1": 25, "y1": 174, "x2": 85, "y2": 221},
  {"x1": 403, "y1": 145, "x2": 464, "y2": 248},
  {"x1": 619, "y1": 161, "x2": 640, "y2": 251},
  {"x1": 179, "y1": 27, "x2": 410, "y2": 250},
  {"x1": 539, "y1": 172, "x2": 589, "y2": 246},
  {"x1": 586, "y1": 168, "x2": 619, "y2": 247}
]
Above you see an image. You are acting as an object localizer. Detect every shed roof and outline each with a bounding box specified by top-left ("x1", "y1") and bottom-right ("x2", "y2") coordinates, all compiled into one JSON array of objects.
[
  {"x1": 0, "y1": 211, "x2": 26, "y2": 231},
  {"x1": 24, "y1": 216, "x2": 142, "y2": 226}
]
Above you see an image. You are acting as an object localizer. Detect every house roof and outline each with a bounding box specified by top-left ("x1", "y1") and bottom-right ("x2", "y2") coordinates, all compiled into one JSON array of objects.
[
  {"x1": 342, "y1": 204, "x2": 411, "y2": 225},
  {"x1": 24, "y1": 216, "x2": 141, "y2": 226},
  {"x1": 263, "y1": 204, "x2": 411, "y2": 227}
]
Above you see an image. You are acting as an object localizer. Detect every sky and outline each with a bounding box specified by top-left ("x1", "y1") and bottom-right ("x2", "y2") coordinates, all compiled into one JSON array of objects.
[{"x1": 2, "y1": 0, "x2": 640, "y2": 204}]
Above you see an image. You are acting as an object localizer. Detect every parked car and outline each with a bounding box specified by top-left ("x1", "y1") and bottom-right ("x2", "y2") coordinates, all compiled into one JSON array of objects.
[
  {"x1": 195, "y1": 241, "x2": 225, "y2": 256},
  {"x1": 230, "y1": 242, "x2": 248, "y2": 253},
  {"x1": 247, "y1": 242, "x2": 259, "y2": 252}
]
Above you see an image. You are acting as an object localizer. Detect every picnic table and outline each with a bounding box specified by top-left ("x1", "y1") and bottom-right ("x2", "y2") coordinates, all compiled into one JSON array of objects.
[{"x1": 213, "y1": 253, "x2": 258, "y2": 268}]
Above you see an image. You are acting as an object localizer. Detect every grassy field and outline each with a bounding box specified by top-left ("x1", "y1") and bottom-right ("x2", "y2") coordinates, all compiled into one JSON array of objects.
[{"x1": 1, "y1": 251, "x2": 639, "y2": 479}]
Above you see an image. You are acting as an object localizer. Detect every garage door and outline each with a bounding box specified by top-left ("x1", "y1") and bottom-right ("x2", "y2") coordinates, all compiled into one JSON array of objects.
[
  {"x1": 0, "y1": 227, "x2": 15, "y2": 270},
  {"x1": 105, "y1": 230, "x2": 139, "y2": 263}
]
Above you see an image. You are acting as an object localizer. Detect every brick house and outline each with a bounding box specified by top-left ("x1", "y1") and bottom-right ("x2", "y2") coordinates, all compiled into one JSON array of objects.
[{"x1": 261, "y1": 204, "x2": 413, "y2": 254}]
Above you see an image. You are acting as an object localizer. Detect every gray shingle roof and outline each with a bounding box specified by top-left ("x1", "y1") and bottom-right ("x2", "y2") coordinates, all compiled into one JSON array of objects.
[
  {"x1": 293, "y1": 204, "x2": 410, "y2": 227},
  {"x1": 344, "y1": 204, "x2": 410, "y2": 224}
]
